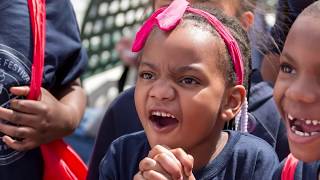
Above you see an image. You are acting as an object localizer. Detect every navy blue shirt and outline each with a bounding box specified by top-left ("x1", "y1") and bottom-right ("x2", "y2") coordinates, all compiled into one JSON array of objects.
[
  {"x1": 0, "y1": 0, "x2": 87, "y2": 179},
  {"x1": 273, "y1": 160, "x2": 320, "y2": 180},
  {"x1": 99, "y1": 131, "x2": 279, "y2": 180},
  {"x1": 249, "y1": 70, "x2": 289, "y2": 161}
]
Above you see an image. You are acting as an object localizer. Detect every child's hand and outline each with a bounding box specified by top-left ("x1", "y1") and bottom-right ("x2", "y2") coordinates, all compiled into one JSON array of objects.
[
  {"x1": 136, "y1": 145, "x2": 195, "y2": 180},
  {"x1": 0, "y1": 86, "x2": 76, "y2": 151}
]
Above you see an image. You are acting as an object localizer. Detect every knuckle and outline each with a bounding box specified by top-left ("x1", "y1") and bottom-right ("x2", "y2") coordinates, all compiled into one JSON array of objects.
[
  {"x1": 39, "y1": 120, "x2": 50, "y2": 130},
  {"x1": 154, "y1": 153, "x2": 165, "y2": 160},
  {"x1": 10, "y1": 111, "x2": 20, "y2": 124},
  {"x1": 15, "y1": 128, "x2": 26, "y2": 138},
  {"x1": 153, "y1": 145, "x2": 163, "y2": 151},
  {"x1": 39, "y1": 104, "x2": 49, "y2": 115},
  {"x1": 134, "y1": 171, "x2": 144, "y2": 180},
  {"x1": 175, "y1": 148, "x2": 185, "y2": 156}
]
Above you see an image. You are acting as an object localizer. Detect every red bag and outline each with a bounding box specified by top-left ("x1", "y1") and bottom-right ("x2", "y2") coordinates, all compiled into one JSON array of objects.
[
  {"x1": 27, "y1": 0, "x2": 88, "y2": 179},
  {"x1": 281, "y1": 153, "x2": 299, "y2": 180}
]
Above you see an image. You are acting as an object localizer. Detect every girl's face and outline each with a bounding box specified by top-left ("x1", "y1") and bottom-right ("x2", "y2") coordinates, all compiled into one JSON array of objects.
[
  {"x1": 135, "y1": 23, "x2": 241, "y2": 153},
  {"x1": 274, "y1": 16, "x2": 320, "y2": 162}
]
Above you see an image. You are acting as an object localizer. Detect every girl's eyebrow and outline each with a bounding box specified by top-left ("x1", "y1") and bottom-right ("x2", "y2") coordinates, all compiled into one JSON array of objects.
[
  {"x1": 281, "y1": 52, "x2": 295, "y2": 63},
  {"x1": 140, "y1": 61, "x2": 203, "y2": 74},
  {"x1": 175, "y1": 64, "x2": 203, "y2": 73},
  {"x1": 139, "y1": 61, "x2": 158, "y2": 70}
]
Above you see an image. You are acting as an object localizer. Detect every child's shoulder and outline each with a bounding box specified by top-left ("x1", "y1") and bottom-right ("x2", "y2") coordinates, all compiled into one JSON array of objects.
[
  {"x1": 228, "y1": 130, "x2": 279, "y2": 159},
  {"x1": 110, "y1": 131, "x2": 148, "y2": 149},
  {"x1": 272, "y1": 159, "x2": 320, "y2": 180},
  {"x1": 229, "y1": 130, "x2": 275, "y2": 148},
  {"x1": 100, "y1": 132, "x2": 149, "y2": 179}
]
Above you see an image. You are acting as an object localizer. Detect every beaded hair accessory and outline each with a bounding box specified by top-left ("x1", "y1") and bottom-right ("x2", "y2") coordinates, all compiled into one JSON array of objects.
[{"x1": 132, "y1": 0, "x2": 248, "y2": 132}]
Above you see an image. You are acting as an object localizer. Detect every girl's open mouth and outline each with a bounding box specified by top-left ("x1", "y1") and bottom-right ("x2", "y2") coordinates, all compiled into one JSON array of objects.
[
  {"x1": 288, "y1": 114, "x2": 320, "y2": 137},
  {"x1": 149, "y1": 111, "x2": 179, "y2": 132}
]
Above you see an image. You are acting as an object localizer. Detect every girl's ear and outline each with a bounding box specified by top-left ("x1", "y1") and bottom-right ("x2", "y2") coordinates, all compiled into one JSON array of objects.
[
  {"x1": 220, "y1": 85, "x2": 246, "y2": 122},
  {"x1": 239, "y1": 11, "x2": 254, "y2": 31}
]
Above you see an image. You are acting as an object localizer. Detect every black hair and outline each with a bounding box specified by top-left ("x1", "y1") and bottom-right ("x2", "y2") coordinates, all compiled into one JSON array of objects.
[{"x1": 181, "y1": 4, "x2": 252, "y2": 91}]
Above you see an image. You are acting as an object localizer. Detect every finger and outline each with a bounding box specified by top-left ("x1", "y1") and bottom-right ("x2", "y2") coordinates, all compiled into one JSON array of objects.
[
  {"x1": 139, "y1": 157, "x2": 170, "y2": 177},
  {"x1": 142, "y1": 170, "x2": 171, "y2": 180},
  {"x1": 10, "y1": 99, "x2": 47, "y2": 115},
  {"x1": 149, "y1": 145, "x2": 182, "y2": 169},
  {"x1": 148, "y1": 145, "x2": 172, "y2": 159},
  {"x1": 0, "y1": 123, "x2": 33, "y2": 140},
  {"x1": 133, "y1": 171, "x2": 146, "y2": 180},
  {"x1": 0, "y1": 107, "x2": 36, "y2": 127},
  {"x1": 2, "y1": 135, "x2": 36, "y2": 151},
  {"x1": 10, "y1": 86, "x2": 30, "y2": 97},
  {"x1": 154, "y1": 153, "x2": 183, "y2": 180},
  {"x1": 171, "y1": 148, "x2": 194, "y2": 176},
  {"x1": 139, "y1": 157, "x2": 157, "y2": 171}
]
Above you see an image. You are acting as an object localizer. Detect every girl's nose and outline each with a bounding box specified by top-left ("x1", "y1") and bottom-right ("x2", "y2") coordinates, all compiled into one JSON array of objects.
[
  {"x1": 149, "y1": 80, "x2": 175, "y2": 101},
  {"x1": 286, "y1": 77, "x2": 317, "y2": 104}
]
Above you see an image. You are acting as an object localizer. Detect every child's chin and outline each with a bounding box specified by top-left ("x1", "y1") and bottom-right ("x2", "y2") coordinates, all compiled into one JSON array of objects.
[{"x1": 289, "y1": 143, "x2": 320, "y2": 162}]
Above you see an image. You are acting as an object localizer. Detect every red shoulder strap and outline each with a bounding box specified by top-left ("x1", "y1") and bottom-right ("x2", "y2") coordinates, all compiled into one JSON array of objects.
[
  {"x1": 27, "y1": 1, "x2": 87, "y2": 179},
  {"x1": 281, "y1": 153, "x2": 299, "y2": 180},
  {"x1": 27, "y1": 0, "x2": 45, "y2": 100}
]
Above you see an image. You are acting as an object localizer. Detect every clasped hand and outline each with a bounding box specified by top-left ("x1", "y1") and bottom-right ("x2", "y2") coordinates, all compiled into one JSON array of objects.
[{"x1": 134, "y1": 145, "x2": 195, "y2": 180}]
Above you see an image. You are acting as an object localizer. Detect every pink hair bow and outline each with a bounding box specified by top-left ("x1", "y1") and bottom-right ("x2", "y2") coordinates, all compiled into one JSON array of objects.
[{"x1": 132, "y1": 0, "x2": 244, "y2": 85}]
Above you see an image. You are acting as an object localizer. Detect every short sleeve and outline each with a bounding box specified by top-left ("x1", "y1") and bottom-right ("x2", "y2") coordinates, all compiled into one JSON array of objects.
[{"x1": 43, "y1": 0, "x2": 88, "y2": 89}]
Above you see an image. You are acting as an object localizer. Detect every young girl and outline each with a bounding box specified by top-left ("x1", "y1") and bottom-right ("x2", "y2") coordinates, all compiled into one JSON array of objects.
[
  {"x1": 99, "y1": 0, "x2": 278, "y2": 179},
  {"x1": 272, "y1": 1, "x2": 320, "y2": 179}
]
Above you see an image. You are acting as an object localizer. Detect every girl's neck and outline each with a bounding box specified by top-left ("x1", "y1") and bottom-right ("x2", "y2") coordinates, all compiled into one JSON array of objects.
[{"x1": 189, "y1": 131, "x2": 229, "y2": 170}]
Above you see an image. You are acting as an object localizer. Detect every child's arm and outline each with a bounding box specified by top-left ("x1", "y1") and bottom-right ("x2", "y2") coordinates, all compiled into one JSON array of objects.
[
  {"x1": 0, "y1": 78, "x2": 86, "y2": 151},
  {"x1": 135, "y1": 145, "x2": 195, "y2": 180}
]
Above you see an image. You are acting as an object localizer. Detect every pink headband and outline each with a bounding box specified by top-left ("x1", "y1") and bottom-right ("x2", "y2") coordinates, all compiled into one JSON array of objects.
[{"x1": 132, "y1": 0, "x2": 244, "y2": 85}]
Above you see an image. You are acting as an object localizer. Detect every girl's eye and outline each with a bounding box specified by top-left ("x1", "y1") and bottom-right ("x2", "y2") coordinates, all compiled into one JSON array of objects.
[
  {"x1": 180, "y1": 77, "x2": 199, "y2": 85},
  {"x1": 139, "y1": 72, "x2": 154, "y2": 80},
  {"x1": 280, "y1": 63, "x2": 296, "y2": 74}
]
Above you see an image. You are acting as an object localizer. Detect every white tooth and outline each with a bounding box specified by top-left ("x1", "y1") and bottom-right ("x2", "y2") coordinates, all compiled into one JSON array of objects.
[
  {"x1": 288, "y1": 114, "x2": 294, "y2": 121},
  {"x1": 312, "y1": 120, "x2": 318, "y2": 125},
  {"x1": 165, "y1": 113, "x2": 170, "y2": 117},
  {"x1": 152, "y1": 112, "x2": 156, "y2": 115},
  {"x1": 156, "y1": 112, "x2": 161, "y2": 116},
  {"x1": 161, "y1": 112, "x2": 166, "y2": 117},
  {"x1": 304, "y1": 132, "x2": 310, "y2": 137},
  {"x1": 305, "y1": 120, "x2": 312, "y2": 125},
  {"x1": 291, "y1": 126, "x2": 296, "y2": 131},
  {"x1": 171, "y1": 115, "x2": 175, "y2": 118},
  {"x1": 294, "y1": 130, "x2": 304, "y2": 137},
  {"x1": 311, "y1": 132, "x2": 319, "y2": 136}
]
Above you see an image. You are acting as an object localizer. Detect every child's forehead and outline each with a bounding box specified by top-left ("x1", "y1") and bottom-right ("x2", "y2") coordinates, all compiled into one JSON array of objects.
[
  {"x1": 147, "y1": 20, "x2": 223, "y2": 52},
  {"x1": 282, "y1": 17, "x2": 320, "y2": 72},
  {"x1": 141, "y1": 26, "x2": 223, "y2": 70},
  {"x1": 287, "y1": 16, "x2": 320, "y2": 49}
]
